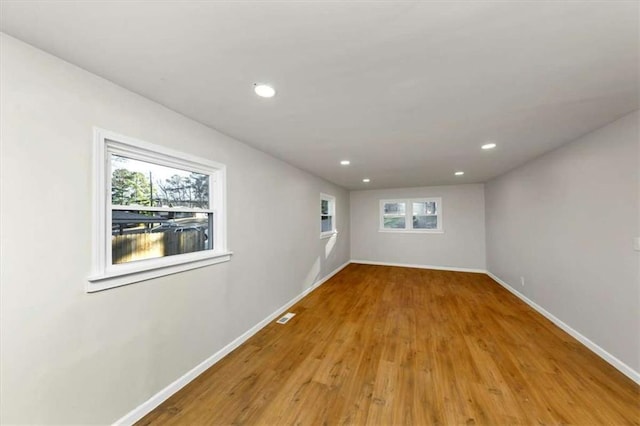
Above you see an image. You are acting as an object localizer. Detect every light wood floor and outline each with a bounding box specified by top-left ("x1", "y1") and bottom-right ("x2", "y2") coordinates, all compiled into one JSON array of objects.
[{"x1": 139, "y1": 264, "x2": 639, "y2": 425}]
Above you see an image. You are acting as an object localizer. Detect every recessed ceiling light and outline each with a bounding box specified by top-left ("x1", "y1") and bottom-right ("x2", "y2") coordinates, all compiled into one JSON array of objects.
[
  {"x1": 455, "y1": 171, "x2": 465, "y2": 176},
  {"x1": 254, "y1": 84, "x2": 275, "y2": 98},
  {"x1": 340, "y1": 160, "x2": 350, "y2": 165},
  {"x1": 362, "y1": 178, "x2": 370, "y2": 183},
  {"x1": 481, "y1": 142, "x2": 497, "y2": 150}
]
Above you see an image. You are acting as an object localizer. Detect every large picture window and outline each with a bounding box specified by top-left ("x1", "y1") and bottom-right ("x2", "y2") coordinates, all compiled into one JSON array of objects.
[
  {"x1": 380, "y1": 198, "x2": 442, "y2": 233},
  {"x1": 89, "y1": 129, "x2": 230, "y2": 291}
]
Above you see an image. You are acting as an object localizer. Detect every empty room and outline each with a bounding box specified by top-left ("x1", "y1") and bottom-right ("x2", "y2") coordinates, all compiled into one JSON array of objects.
[{"x1": 1, "y1": 1, "x2": 638, "y2": 425}]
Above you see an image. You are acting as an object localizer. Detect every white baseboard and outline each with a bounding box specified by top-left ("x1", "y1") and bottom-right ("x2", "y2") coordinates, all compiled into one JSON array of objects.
[
  {"x1": 113, "y1": 260, "x2": 351, "y2": 426},
  {"x1": 350, "y1": 259, "x2": 487, "y2": 274},
  {"x1": 486, "y1": 271, "x2": 640, "y2": 385}
]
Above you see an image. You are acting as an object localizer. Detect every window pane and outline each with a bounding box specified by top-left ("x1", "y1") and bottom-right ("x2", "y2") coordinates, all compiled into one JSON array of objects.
[
  {"x1": 384, "y1": 202, "x2": 405, "y2": 215},
  {"x1": 413, "y1": 215, "x2": 438, "y2": 229},
  {"x1": 384, "y1": 216, "x2": 406, "y2": 228},
  {"x1": 111, "y1": 154, "x2": 209, "y2": 209},
  {"x1": 321, "y1": 199, "x2": 329, "y2": 215},
  {"x1": 383, "y1": 202, "x2": 406, "y2": 229},
  {"x1": 321, "y1": 215, "x2": 333, "y2": 232},
  {"x1": 112, "y1": 210, "x2": 212, "y2": 264},
  {"x1": 413, "y1": 201, "x2": 437, "y2": 215}
]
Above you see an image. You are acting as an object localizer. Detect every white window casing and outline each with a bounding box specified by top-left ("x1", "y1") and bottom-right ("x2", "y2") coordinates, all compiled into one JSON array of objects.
[
  {"x1": 320, "y1": 193, "x2": 337, "y2": 238},
  {"x1": 88, "y1": 128, "x2": 231, "y2": 292},
  {"x1": 379, "y1": 197, "x2": 443, "y2": 233}
]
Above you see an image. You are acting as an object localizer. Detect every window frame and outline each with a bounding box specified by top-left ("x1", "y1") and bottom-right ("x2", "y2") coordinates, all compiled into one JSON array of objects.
[
  {"x1": 88, "y1": 128, "x2": 231, "y2": 292},
  {"x1": 320, "y1": 193, "x2": 337, "y2": 239},
  {"x1": 379, "y1": 197, "x2": 443, "y2": 233}
]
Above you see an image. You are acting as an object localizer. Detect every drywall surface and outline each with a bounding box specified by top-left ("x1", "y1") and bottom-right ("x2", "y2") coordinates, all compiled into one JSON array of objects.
[
  {"x1": 350, "y1": 184, "x2": 486, "y2": 270},
  {"x1": 0, "y1": 34, "x2": 349, "y2": 424},
  {"x1": 485, "y1": 111, "x2": 640, "y2": 373}
]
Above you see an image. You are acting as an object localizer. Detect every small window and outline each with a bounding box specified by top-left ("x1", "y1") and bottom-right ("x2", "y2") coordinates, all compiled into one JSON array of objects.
[
  {"x1": 412, "y1": 201, "x2": 438, "y2": 229},
  {"x1": 89, "y1": 129, "x2": 231, "y2": 291},
  {"x1": 320, "y1": 193, "x2": 337, "y2": 238},
  {"x1": 380, "y1": 198, "x2": 442, "y2": 233},
  {"x1": 382, "y1": 202, "x2": 406, "y2": 229}
]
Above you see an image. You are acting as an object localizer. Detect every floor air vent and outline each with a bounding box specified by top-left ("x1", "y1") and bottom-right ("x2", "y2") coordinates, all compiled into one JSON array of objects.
[{"x1": 276, "y1": 312, "x2": 296, "y2": 324}]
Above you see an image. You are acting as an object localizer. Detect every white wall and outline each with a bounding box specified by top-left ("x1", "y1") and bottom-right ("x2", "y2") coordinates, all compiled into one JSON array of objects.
[
  {"x1": 0, "y1": 34, "x2": 350, "y2": 424},
  {"x1": 485, "y1": 111, "x2": 640, "y2": 374},
  {"x1": 350, "y1": 184, "x2": 486, "y2": 270}
]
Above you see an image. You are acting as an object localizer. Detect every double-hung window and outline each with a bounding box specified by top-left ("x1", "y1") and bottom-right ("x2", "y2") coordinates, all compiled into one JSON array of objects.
[
  {"x1": 380, "y1": 197, "x2": 442, "y2": 233},
  {"x1": 320, "y1": 193, "x2": 337, "y2": 238},
  {"x1": 89, "y1": 129, "x2": 230, "y2": 291}
]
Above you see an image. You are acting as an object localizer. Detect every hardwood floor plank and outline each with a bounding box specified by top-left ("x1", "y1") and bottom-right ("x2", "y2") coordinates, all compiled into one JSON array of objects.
[{"x1": 138, "y1": 264, "x2": 639, "y2": 425}]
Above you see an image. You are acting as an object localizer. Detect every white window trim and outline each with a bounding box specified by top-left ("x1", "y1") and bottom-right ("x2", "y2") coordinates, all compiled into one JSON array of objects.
[
  {"x1": 379, "y1": 197, "x2": 443, "y2": 233},
  {"x1": 88, "y1": 128, "x2": 232, "y2": 292},
  {"x1": 320, "y1": 193, "x2": 337, "y2": 239}
]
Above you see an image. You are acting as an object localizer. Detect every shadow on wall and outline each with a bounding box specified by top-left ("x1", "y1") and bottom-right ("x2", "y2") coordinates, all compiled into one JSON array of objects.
[
  {"x1": 325, "y1": 233, "x2": 337, "y2": 259},
  {"x1": 302, "y1": 257, "x2": 321, "y2": 292},
  {"x1": 300, "y1": 233, "x2": 339, "y2": 293}
]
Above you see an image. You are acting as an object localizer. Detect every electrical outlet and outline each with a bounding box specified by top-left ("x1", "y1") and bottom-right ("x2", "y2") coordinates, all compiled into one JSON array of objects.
[
  {"x1": 634, "y1": 237, "x2": 640, "y2": 252},
  {"x1": 520, "y1": 276, "x2": 525, "y2": 287}
]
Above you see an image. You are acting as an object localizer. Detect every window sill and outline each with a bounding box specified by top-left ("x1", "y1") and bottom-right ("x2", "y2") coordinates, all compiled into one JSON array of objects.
[
  {"x1": 87, "y1": 251, "x2": 233, "y2": 292},
  {"x1": 320, "y1": 230, "x2": 338, "y2": 239},
  {"x1": 378, "y1": 229, "x2": 444, "y2": 234}
]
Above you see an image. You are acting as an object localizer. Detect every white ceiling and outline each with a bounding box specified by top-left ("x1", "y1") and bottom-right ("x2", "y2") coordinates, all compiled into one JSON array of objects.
[{"x1": 1, "y1": 1, "x2": 638, "y2": 189}]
